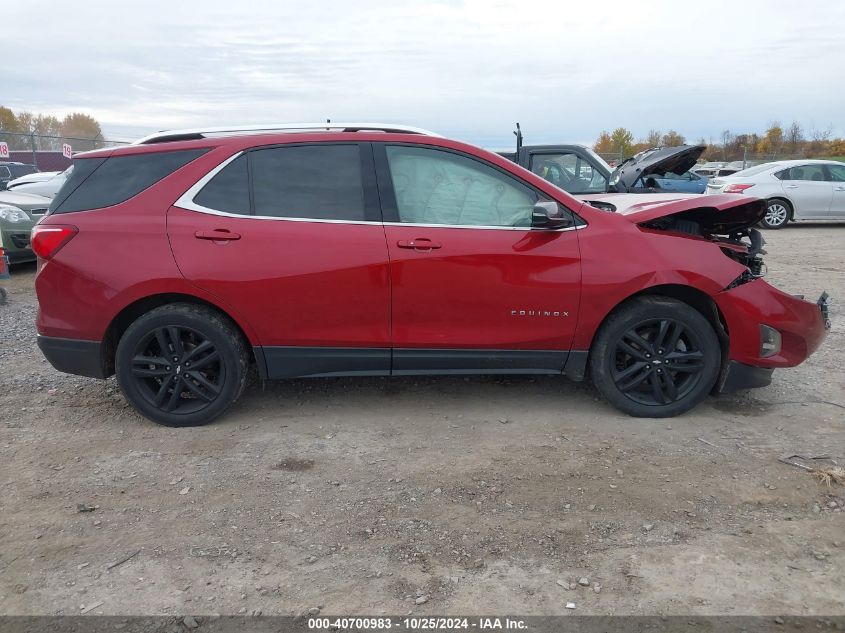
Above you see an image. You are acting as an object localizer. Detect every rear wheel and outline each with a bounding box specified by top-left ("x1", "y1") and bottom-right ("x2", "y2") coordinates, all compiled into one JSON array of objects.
[
  {"x1": 589, "y1": 297, "x2": 720, "y2": 418},
  {"x1": 760, "y1": 199, "x2": 790, "y2": 229},
  {"x1": 116, "y1": 303, "x2": 249, "y2": 427}
]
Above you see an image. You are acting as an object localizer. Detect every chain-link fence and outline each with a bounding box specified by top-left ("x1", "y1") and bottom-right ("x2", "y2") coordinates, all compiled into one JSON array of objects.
[{"x1": 0, "y1": 130, "x2": 130, "y2": 171}]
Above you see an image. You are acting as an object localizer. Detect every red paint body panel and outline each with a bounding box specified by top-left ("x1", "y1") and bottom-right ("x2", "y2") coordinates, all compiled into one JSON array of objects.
[
  {"x1": 167, "y1": 207, "x2": 391, "y2": 347},
  {"x1": 570, "y1": 210, "x2": 747, "y2": 350},
  {"x1": 385, "y1": 225, "x2": 580, "y2": 349},
  {"x1": 34, "y1": 130, "x2": 827, "y2": 383}
]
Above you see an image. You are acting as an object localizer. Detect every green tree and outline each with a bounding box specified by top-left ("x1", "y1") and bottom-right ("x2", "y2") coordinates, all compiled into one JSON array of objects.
[{"x1": 610, "y1": 127, "x2": 634, "y2": 156}]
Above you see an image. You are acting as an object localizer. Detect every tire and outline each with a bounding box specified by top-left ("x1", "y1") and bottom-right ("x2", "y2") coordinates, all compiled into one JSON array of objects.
[
  {"x1": 760, "y1": 199, "x2": 791, "y2": 229},
  {"x1": 589, "y1": 297, "x2": 721, "y2": 418},
  {"x1": 115, "y1": 303, "x2": 250, "y2": 427}
]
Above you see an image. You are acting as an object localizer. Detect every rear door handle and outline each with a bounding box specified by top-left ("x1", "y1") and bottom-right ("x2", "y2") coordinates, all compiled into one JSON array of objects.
[
  {"x1": 195, "y1": 229, "x2": 241, "y2": 241},
  {"x1": 397, "y1": 238, "x2": 442, "y2": 251}
]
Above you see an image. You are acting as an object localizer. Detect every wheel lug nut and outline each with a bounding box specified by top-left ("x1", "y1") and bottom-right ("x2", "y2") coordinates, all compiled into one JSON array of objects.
[{"x1": 166, "y1": 366, "x2": 171, "y2": 371}]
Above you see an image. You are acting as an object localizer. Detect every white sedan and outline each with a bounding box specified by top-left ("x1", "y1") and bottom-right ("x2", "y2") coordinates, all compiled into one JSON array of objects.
[
  {"x1": 6, "y1": 167, "x2": 70, "y2": 199},
  {"x1": 705, "y1": 159, "x2": 845, "y2": 229}
]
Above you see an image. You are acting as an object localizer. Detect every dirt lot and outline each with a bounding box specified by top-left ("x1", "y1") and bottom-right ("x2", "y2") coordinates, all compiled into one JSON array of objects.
[{"x1": 1, "y1": 225, "x2": 843, "y2": 617}]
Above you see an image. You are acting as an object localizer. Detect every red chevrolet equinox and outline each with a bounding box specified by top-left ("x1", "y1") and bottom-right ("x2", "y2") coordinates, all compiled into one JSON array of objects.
[{"x1": 31, "y1": 124, "x2": 830, "y2": 426}]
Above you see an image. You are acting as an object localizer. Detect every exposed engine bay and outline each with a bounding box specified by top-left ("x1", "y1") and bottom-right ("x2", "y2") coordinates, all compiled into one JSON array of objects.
[{"x1": 640, "y1": 214, "x2": 767, "y2": 281}]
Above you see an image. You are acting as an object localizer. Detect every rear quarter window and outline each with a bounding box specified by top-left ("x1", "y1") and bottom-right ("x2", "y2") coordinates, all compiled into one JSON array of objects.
[{"x1": 50, "y1": 149, "x2": 208, "y2": 214}]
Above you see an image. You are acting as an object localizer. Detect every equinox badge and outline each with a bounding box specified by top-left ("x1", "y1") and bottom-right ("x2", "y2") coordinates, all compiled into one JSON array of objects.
[{"x1": 511, "y1": 309, "x2": 569, "y2": 317}]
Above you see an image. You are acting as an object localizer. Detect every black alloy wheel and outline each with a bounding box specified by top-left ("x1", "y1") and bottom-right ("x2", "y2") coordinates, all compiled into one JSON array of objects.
[
  {"x1": 130, "y1": 325, "x2": 224, "y2": 415},
  {"x1": 611, "y1": 318, "x2": 705, "y2": 406},
  {"x1": 590, "y1": 297, "x2": 721, "y2": 417},
  {"x1": 116, "y1": 303, "x2": 249, "y2": 426}
]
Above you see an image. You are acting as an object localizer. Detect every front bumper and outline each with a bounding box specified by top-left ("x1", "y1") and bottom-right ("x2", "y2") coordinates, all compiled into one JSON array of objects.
[
  {"x1": 719, "y1": 361, "x2": 773, "y2": 392},
  {"x1": 715, "y1": 279, "x2": 829, "y2": 369},
  {"x1": 0, "y1": 229, "x2": 35, "y2": 263},
  {"x1": 37, "y1": 335, "x2": 107, "y2": 379}
]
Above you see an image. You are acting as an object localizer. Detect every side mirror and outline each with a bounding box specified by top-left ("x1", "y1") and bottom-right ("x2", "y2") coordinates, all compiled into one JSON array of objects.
[{"x1": 531, "y1": 201, "x2": 571, "y2": 229}]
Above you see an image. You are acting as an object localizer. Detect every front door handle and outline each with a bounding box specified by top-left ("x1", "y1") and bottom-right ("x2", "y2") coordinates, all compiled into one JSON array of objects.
[
  {"x1": 397, "y1": 238, "x2": 442, "y2": 251},
  {"x1": 835, "y1": 186, "x2": 845, "y2": 191},
  {"x1": 195, "y1": 229, "x2": 241, "y2": 241},
  {"x1": 785, "y1": 184, "x2": 799, "y2": 189}
]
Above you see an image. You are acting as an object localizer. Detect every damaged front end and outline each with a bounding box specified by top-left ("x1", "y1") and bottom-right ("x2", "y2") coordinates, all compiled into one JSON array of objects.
[{"x1": 590, "y1": 193, "x2": 831, "y2": 387}]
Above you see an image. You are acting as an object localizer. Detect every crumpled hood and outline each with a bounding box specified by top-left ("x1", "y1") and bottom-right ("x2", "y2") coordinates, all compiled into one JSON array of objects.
[
  {"x1": 578, "y1": 192, "x2": 767, "y2": 234},
  {"x1": 608, "y1": 145, "x2": 706, "y2": 192}
]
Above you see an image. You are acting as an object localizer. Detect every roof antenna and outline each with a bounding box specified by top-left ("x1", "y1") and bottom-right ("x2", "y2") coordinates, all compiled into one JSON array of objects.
[
  {"x1": 326, "y1": 118, "x2": 331, "y2": 130},
  {"x1": 514, "y1": 122, "x2": 523, "y2": 154}
]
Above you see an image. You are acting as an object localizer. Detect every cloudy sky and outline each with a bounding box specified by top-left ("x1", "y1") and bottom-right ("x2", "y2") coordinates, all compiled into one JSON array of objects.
[{"x1": 3, "y1": 0, "x2": 844, "y2": 146}]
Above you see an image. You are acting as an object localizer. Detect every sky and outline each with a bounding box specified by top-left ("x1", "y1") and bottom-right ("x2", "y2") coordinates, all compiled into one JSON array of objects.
[{"x1": 3, "y1": 0, "x2": 844, "y2": 147}]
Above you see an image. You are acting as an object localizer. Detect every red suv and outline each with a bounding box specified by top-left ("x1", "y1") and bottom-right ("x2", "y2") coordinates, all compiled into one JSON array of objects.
[{"x1": 32, "y1": 124, "x2": 830, "y2": 426}]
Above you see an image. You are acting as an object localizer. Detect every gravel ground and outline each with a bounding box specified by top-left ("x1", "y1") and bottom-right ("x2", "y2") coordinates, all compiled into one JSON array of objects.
[{"x1": 0, "y1": 224, "x2": 843, "y2": 617}]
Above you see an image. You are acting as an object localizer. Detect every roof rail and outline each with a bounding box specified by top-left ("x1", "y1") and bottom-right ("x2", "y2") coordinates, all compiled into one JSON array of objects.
[{"x1": 135, "y1": 122, "x2": 441, "y2": 145}]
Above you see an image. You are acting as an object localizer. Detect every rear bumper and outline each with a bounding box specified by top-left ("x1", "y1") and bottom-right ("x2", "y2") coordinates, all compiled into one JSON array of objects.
[{"x1": 37, "y1": 335, "x2": 107, "y2": 379}]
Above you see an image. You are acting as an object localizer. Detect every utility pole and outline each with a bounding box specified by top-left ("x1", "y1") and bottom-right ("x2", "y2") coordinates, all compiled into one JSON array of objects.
[{"x1": 29, "y1": 129, "x2": 37, "y2": 169}]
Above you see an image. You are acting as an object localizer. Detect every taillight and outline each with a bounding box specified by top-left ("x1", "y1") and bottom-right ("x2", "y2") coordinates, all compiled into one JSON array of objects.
[
  {"x1": 31, "y1": 225, "x2": 78, "y2": 260},
  {"x1": 723, "y1": 184, "x2": 754, "y2": 194}
]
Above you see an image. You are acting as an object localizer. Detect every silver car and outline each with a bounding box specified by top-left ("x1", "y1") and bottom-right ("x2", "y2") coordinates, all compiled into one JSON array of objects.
[
  {"x1": 705, "y1": 159, "x2": 845, "y2": 229},
  {"x1": 7, "y1": 166, "x2": 71, "y2": 198}
]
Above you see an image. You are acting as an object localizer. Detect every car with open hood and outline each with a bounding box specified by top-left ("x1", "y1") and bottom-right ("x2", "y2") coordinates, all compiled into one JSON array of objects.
[
  {"x1": 607, "y1": 144, "x2": 707, "y2": 193},
  {"x1": 501, "y1": 128, "x2": 707, "y2": 196},
  {"x1": 31, "y1": 123, "x2": 828, "y2": 426}
]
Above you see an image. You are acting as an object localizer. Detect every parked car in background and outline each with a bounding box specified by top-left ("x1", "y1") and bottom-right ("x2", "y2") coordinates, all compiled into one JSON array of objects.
[
  {"x1": 0, "y1": 162, "x2": 39, "y2": 190},
  {"x1": 705, "y1": 160, "x2": 845, "y2": 228},
  {"x1": 0, "y1": 190, "x2": 51, "y2": 264},
  {"x1": 501, "y1": 126, "x2": 706, "y2": 195},
  {"x1": 6, "y1": 170, "x2": 60, "y2": 188},
  {"x1": 8, "y1": 167, "x2": 71, "y2": 198},
  {"x1": 692, "y1": 162, "x2": 747, "y2": 179},
  {"x1": 501, "y1": 143, "x2": 611, "y2": 194},
  {"x1": 32, "y1": 123, "x2": 828, "y2": 427},
  {"x1": 607, "y1": 145, "x2": 706, "y2": 193},
  {"x1": 644, "y1": 170, "x2": 707, "y2": 193}
]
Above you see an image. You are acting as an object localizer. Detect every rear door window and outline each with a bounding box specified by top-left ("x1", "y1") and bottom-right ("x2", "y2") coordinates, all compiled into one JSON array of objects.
[
  {"x1": 193, "y1": 154, "x2": 250, "y2": 214},
  {"x1": 250, "y1": 145, "x2": 365, "y2": 221},
  {"x1": 825, "y1": 164, "x2": 845, "y2": 182}
]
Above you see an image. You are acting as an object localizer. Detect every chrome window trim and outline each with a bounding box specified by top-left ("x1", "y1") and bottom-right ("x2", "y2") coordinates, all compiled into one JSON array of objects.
[{"x1": 175, "y1": 151, "x2": 585, "y2": 232}]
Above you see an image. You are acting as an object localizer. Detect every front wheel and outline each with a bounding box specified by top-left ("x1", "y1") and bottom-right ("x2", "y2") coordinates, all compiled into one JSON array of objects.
[
  {"x1": 116, "y1": 303, "x2": 249, "y2": 427},
  {"x1": 589, "y1": 297, "x2": 721, "y2": 418},
  {"x1": 760, "y1": 199, "x2": 790, "y2": 229}
]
